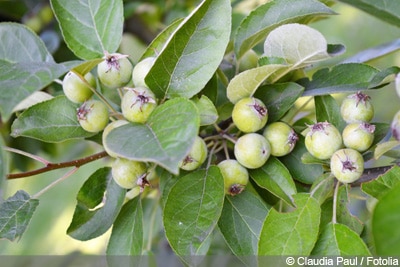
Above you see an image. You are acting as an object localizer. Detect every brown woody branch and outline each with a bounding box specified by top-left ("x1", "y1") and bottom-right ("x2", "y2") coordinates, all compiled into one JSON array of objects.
[{"x1": 7, "y1": 151, "x2": 109, "y2": 179}]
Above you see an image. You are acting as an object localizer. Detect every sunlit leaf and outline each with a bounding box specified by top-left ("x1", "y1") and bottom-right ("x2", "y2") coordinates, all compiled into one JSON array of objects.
[
  {"x1": 50, "y1": 0, "x2": 123, "y2": 59},
  {"x1": 145, "y1": 0, "x2": 231, "y2": 99},
  {"x1": 234, "y1": 0, "x2": 334, "y2": 58},
  {"x1": 258, "y1": 193, "x2": 320, "y2": 255},
  {"x1": 191, "y1": 95, "x2": 218, "y2": 126}
]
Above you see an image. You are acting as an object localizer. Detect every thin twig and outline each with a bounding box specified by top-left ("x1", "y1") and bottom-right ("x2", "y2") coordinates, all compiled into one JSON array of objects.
[
  {"x1": 4, "y1": 147, "x2": 50, "y2": 165},
  {"x1": 7, "y1": 151, "x2": 109, "y2": 179},
  {"x1": 332, "y1": 181, "x2": 340, "y2": 224},
  {"x1": 32, "y1": 167, "x2": 79, "y2": 198}
]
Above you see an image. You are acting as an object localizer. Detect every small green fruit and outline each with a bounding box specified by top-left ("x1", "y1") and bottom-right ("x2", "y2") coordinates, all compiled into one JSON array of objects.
[
  {"x1": 112, "y1": 158, "x2": 147, "y2": 189},
  {"x1": 330, "y1": 148, "x2": 364, "y2": 184},
  {"x1": 234, "y1": 133, "x2": 271, "y2": 169},
  {"x1": 77, "y1": 100, "x2": 109, "y2": 133},
  {"x1": 218, "y1": 159, "x2": 249, "y2": 196},
  {"x1": 239, "y1": 49, "x2": 258, "y2": 72},
  {"x1": 232, "y1": 97, "x2": 268, "y2": 133},
  {"x1": 102, "y1": 120, "x2": 129, "y2": 158},
  {"x1": 340, "y1": 91, "x2": 374, "y2": 123},
  {"x1": 263, "y1": 122, "x2": 298, "y2": 157},
  {"x1": 97, "y1": 53, "x2": 133, "y2": 89},
  {"x1": 132, "y1": 57, "x2": 156, "y2": 88},
  {"x1": 179, "y1": 136, "x2": 208, "y2": 171},
  {"x1": 121, "y1": 87, "x2": 157, "y2": 123},
  {"x1": 305, "y1": 122, "x2": 342, "y2": 160},
  {"x1": 63, "y1": 71, "x2": 96, "y2": 103},
  {"x1": 342, "y1": 122, "x2": 375, "y2": 152}
]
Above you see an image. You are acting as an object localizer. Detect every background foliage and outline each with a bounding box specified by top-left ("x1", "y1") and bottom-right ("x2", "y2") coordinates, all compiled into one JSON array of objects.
[{"x1": 1, "y1": 0, "x2": 400, "y2": 263}]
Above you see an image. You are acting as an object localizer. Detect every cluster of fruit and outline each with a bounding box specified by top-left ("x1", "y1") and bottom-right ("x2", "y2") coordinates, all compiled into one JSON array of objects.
[
  {"x1": 219, "y1": 96, "x2": 299, "y2": 196},
  {"x1": 305, "y1": 91, "x2": 375, "y2": 184},
  {"x1": 62, "y1": 52, "x2": 160, "y2": 192}
]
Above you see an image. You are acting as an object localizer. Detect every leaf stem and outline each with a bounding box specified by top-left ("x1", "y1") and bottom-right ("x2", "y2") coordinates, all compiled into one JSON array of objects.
[
  {"x1": 332, "y1": 181, "x2": 340, "y2": 224},
  {"x1": 7, "y1": 151, "x2": 109, "y2": 179},
  {"x1": 32, "y1": 167, "x2": 79, "y2": 198},
  {"x1": 216, "y1": 67, "x2": 229, "y2": 88},
  {"x1": 4, "y1": 147, "x2": 50, "y2": 165}
]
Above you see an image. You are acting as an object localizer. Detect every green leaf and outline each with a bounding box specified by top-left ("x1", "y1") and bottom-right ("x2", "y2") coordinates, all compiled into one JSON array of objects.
[
  {"x1": 254, "y1": 82, "x2": 304, "y2": 123},
  {"x1": 0, "y1": 23, "x2": 53, "y2": 63},
  {"x1": 337, "y1": 0, "x2": 400, "y2": 27},
  {"x1": 315, "y1": 95, "x2": 346, "y2": 131},
  {"x1": 105, "y1": 98, "x2": 199, "y2": 175},
  {"x1": 310, "y1": 173, "x2": 334, "y2": 205},
  {"x1": 374, "y1": 140, "x2": 400, "y2": 160},
  {"x1": 107, "y1": 197, "x2": 143, "y2": 255},
  {"x1": 11, "y1": 96, "x2": 95, "y2": 143},
  {"x1": 218, "y1": 190, "x2": 269, "y2": 266},
  {"x1": 191, "y1": 95, "x2": 218, "y2": 126},
  {"x1": 145, "y1": 0, "x2": 231, "y2": 99},
  {"x1": 0, "y1": 60, "x2": 79, "y2": 121},
  {"x1": 234, "y1": 0, "x2": 335, "y2": 58},
  {"x1": 163, "y1": 167, "x2": 224, "y2": 265},
  {"x1": 373, "y1": 182, "x2": 400, "y2": 255},
  {"x1": 258, "y1": 193, "x2": 320, "y2": 255},
  {"x1": 50, "y1": 0, "x2": 123, "y2": 60},
  {"x1": 249, "y1": 157, "x2": 297, "y2": 206},
  {"x1": 140, "y1": 18, "x2": 184, "y2": 61},
  {"x1": 0, "y1": 190, "x2": 39, "y2": 241},
  {"x1": 67, "y1": 167, "x2": 126, "y2": 241},
  {"x1": 343, "y1": 39, "x2": 400, "y2": 64},
  {"x1": 300, "y1": 63, "x2": 382, "y2": 96},
  {"x1": 280, "y1": 136, "x2": 324, "y2": 184},
  {"x1": 336, "y1": 185, "x2": 363, "y2": 235},
  {"x1": 71, "y1": 59, "x2": 103, "y2": 75},
  {"x1": 263, "y1": 23, "x2": 330, "y2": 68},
  {"x1": 312, "y1": 223, "x2": 371, "y2": 255},
  {"x1": 362, "y1": 165, "x2": 400, "y2": 200},
  {"x1": 226, "y1": 64, "x2": 288, "y2": 104}
]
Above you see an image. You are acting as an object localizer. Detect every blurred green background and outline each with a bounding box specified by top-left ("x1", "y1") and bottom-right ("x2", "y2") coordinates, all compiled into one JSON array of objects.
[{"x1": 1, "y1": 0, "x2": 400, "y2": 255}]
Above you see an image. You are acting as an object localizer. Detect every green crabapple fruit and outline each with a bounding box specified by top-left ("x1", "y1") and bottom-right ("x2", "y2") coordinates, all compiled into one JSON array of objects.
[
  {"x1": 232, "y1": 97, "x2": 268, "y2": 133},
  {"x1": 62, "y1": 71, "x2": 96, "y2": 103},
  {"x1": 239, "y1": 49, "x2": 258, "y2": 72},
  {"x1": 340, "y1": 91, "x2": 374, "y2": 123},
  {"x1": 263, "y1": 122, "x2": 298, "y2": 157},
  {"x1": 121, "y1": 87, "x2": 157, "y2": 123},
  {"x1": 305, "y1": 122, "x2": 342, "y2": 160},
  {"x1": 102, "y1": 120, "x2": 129, "y2": 158},
  {"x1": 77, "y1": 100, "x2": 109, "y2": 133},
  {"x1": 218, "y1": 159, "x2": 249, "y2": 196},
  {"x1": 391, "y1": 110, "x2": 400, "y2": 141},
  {"x1": 234, "y1": 133, "x2": 271, "y2": 169},
  {"x1": 112, "y1": 158, "x2": 147, "y2": 189},
  {"x1": 330, "y1": 148, "x2": 364, "y2": 184},
  {"x1": 97, "y1": 53, "x2": 133, "y2": 89},
  {"x1": 132, "y1": 57, "x2": 156, "y2": 88},
  {"x1": 342, "y1": 122, "x2": 375, "y2": 152},
  {"x1": 179, "y1": 136, "x2": 208, "y2": 171}
]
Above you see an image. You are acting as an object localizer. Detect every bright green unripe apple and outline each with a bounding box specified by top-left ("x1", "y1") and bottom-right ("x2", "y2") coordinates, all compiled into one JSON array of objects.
[
  {"x1": 232, "y1": 97, "x2": 268, "y2": 133},
  {"x1": 63, "y1": 71, "x2": 96, "y2": 103},
  {"x1": 121, "y1": 87, "x2": 157, "y2": 123},
  {"x1": 330, "y1": 148, "x2": 364, "y2": 184},
  {"x1": 77, "y1": 100, "x2": 109, "y2": 133},
  {"x1": 263, "y1": 122, "x2": 298, "y2": 157},
  {"x1": 97, "y1": 53, "x2": 133, "y2": 89},
  {"x1": 305, "y1": 122, "x2": 342, "y2": 160},
  {"x1": 234, "y1": 133, "x2": 271, "y2": 169},
  {"x1": 112, "y1": 158, "x2": 147, "y2": 189},
  {"x1": 132, "y1": 57, "x2": 156, "y2": 88},
  {"x1": 342, "y1": 122, "x2": 375, "y2": 152},
  {"x1": 179, "y1": 136, "x2": 208, "y2": 171},
  {"x1": 102, "y1": 120, "x2": 129, "y2": 158},
  {"x1": 340, "y1": 91, "x2": 374, "y2": 123},
  {"x1": 218, "y1": 159, "x2": 249, "y2": 196}
]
